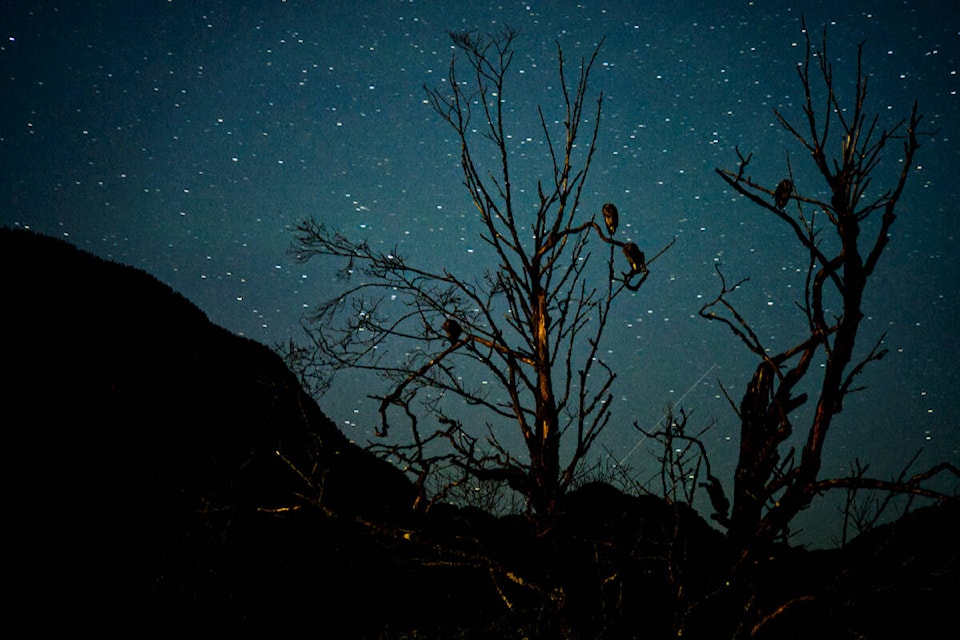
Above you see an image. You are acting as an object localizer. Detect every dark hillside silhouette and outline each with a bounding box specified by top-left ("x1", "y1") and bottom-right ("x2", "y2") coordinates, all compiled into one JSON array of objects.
[
  {"x1": 1, "y1": 227, "x2": 956, "y2": 637},
  {"x1": 1, "y1": 227, "x2": 418, "y2": 632}
]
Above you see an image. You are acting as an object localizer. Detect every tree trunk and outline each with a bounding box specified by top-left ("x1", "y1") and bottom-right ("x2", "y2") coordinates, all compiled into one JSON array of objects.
[{"x1": 530, "y1": 285, "x2": 560, "y2": 519}]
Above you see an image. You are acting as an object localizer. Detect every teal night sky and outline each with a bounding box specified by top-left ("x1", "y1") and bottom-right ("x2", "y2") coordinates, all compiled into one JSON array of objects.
[{"x1": 3, "y1": 1, "x2": 957, "y2": 545}]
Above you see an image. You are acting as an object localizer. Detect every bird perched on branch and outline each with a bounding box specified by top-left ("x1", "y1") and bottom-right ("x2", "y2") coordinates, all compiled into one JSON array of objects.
[
  {"x1": 601, "y1": 202, "x2": 619, "y2": 236},
  {"x1": 622, "y1": 242, "x2": 647, "y2": 275},
  {"x1": 442, "y1": 318, "x2": 462, "y2": 344},
  {"x1": 774, "y1": 179, "x2": 793, "y2": 210}
]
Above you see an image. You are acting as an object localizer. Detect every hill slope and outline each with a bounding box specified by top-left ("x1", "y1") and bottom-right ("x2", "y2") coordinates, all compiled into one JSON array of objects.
[{"x1": 2, "y1": 227, "x2": 418, "y2": 631}]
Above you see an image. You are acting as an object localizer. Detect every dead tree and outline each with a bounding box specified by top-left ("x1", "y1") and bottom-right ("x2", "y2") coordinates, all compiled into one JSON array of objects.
[
  {"x1": 703, "y1": 20, "x2": 957, "y2": 556},
  {"x1": 290, "y1": 28, "x2": 672, "y2": 522}
]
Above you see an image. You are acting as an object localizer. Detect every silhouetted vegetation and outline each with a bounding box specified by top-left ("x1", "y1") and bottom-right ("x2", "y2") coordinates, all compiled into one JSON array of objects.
[
  {"x1": 701, "y1": 21, "x2": 958, "y2": 634},
  {"x1": 4, "y1": 19, "x2": 958, "y2": 640},
  {"x1": 281, "y1": 22, "x2": 958, "y2": 637}
]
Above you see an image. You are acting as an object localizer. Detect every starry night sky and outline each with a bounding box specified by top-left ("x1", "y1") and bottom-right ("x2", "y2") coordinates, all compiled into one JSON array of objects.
[{"x1": 3, "y1": 1, "x2": 958, "y2": 544}]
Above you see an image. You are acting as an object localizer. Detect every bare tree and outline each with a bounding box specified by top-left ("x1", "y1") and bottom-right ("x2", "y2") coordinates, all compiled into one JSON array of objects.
[
  {"x1": 703, "y1": 20, "x2": 957, "y2": 562},
  {"x1": 290, "y1": 27, "x2": 672, "y2": 522},
  {"x1": 632, "y1": 406, "x2": 724, "y2": 514}
]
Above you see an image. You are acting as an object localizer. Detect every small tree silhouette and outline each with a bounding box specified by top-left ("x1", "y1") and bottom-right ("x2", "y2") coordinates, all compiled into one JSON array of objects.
[
  {"x1": 290, "y1": 27, "x2": 672, "y2": 522},
  {"x1": 704, "y1": 19, "x2": 957, "y2": 563}
]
